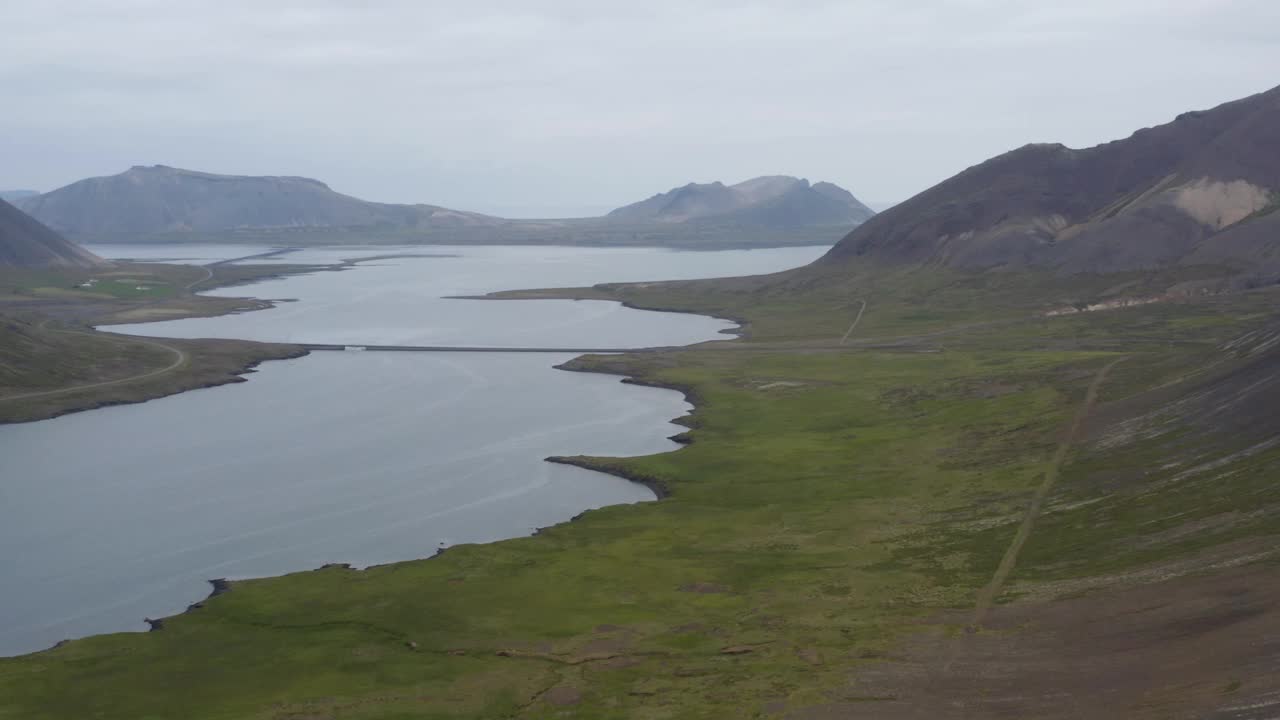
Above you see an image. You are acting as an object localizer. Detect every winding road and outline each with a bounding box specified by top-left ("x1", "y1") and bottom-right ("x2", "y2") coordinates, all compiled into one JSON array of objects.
[
  {"x1": 0, "y1": 256, "x2": 239, "y2": 403},
  {"x1": 0, "y1": 252, "x2": 305, "y2": 403},
  {"x1": 0, "y1": 323, "x2": 188, "y2": 403}
]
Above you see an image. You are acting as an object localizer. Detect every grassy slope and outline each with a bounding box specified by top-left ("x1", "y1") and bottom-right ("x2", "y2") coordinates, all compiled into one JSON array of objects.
[
  {"x1": 0, "y1": 264, "x2": 308, "y2": 423},
  {"x1": 0, "y1": 318, "x2": 304, "y2": 423},
  {"x1": 0, "y1": 315, "x2": 171, "y2": 394},
  {"x1": 2, "y1": 264, "x2": 1278, "y2": 718}
]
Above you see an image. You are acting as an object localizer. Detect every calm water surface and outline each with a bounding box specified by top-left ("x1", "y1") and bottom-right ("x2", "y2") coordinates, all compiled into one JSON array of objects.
[
  {"x1": 0, "y1": 244, "x2": 828, "y2": 656},
  {"x1": 106, "y1": 244, "x2": 825, "y2": 347}
]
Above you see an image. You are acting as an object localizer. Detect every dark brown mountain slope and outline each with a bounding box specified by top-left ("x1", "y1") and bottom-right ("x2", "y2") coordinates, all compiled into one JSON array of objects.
[
  {"x1": 823, "y1": 85, "x2": 1280, "y2": 273},
  {"x1": 0, "y1": 199, "x2": 105, "y2": 268}
]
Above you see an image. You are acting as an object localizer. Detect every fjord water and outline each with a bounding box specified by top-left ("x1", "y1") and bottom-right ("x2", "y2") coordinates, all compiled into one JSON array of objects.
[
  {"x1": 105, "y1": 244, "x2": 821, "y2": 346},
  {"x1": 0, "y1": 244, "x2": 828, "y2": 656}
]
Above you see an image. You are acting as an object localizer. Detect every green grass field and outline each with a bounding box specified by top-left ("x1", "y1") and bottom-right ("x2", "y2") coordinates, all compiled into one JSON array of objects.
[{"x1": 2, "y1": 263, "x2": 1278, "y2": 718}]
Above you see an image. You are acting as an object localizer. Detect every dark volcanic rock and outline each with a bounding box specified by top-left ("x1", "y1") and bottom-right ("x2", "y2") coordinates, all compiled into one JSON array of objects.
[{"x1": 822, "y1": 84, "x2": 1280, "y2": 274}]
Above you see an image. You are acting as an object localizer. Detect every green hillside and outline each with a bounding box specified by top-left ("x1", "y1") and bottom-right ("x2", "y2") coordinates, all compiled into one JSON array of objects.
[{"x1": 4, "y1": 263, "x2": 1278, "y2": 718}]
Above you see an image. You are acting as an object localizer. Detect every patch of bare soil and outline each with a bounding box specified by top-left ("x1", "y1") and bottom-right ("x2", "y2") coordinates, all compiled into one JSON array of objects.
[
  {"x1": 789, "y1": 562, "x2": 1280, "y2": 719},
  {"x1": 542, "y1": 685, "x2": 582, "y2": 706}
]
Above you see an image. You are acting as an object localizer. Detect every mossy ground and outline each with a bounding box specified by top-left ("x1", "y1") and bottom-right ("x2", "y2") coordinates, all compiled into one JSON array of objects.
[{"x1": 2, "y1": 263, "x2": 1277, "y2": 718}]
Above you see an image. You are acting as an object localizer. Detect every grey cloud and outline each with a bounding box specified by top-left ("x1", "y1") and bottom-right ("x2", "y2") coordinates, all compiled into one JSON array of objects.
[{"x1": 2, "y1": 0, "x2": 1278, "y2": 215}]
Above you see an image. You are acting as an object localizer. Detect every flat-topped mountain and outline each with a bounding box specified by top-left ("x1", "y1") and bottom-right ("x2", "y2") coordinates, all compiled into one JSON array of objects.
[
  {"x1": 18, "y1": 165, "x2": 499, "y2": 239},
  {"x1": 17, "y1": 167, "x2": 873, "y2": 248},
  {"x1": 0, "y1": 190, "x2": 38, "y2": 203},
  {"x1": 608, "y1": 175, "x2": 875, "y2": 227},
  {"x1": 0, "y1": 199, "x2": 105, "y2": 268},
  {"x1": 823, "y1": 85, "x2": 1280, "y2": 274}
]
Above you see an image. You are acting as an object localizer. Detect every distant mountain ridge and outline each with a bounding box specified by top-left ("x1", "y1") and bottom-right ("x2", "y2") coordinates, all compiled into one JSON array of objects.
[
  {"x1": 823, "y1": 85, "x2": 1280, "y2": 274},
  {"x1": 17, "y1": 167, "x2": 873, "y2": 247},
  {"x1": 17, "y1": 165, "x2": 498, "y2": 238},
  {"x1": 607, "y1": 175, "x2": 875, "y2": 227},
  {"x1": 0, "y1": 190, "x2": 38, "y2": 203},
  {"x1": 0, "y1": 199, "x2": 105, "y2": 268}
]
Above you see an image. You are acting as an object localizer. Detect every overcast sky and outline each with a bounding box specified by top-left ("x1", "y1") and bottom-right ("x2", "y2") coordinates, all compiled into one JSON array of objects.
[{"x1": 3, "y1": 1, "x2": 1277, "y2": 216}]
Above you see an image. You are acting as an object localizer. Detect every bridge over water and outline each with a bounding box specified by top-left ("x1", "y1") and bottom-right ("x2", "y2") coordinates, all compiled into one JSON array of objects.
[{"x1": 300, "y1": 343, "x2": 660, "y2": 354}]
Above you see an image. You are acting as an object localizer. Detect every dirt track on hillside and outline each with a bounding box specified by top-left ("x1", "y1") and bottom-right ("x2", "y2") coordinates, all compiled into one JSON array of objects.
[
  {"x1": 968, "y1": 357, "x2": 1126, "y2": 631},
  {"x1": 0, "y1": 323, "x2": 188, "y2": 402}
]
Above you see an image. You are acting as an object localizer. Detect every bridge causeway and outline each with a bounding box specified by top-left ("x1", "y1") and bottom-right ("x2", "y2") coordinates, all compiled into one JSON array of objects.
[{"x1": 299, "y1": 343, "x2": 654, "y2": 354}]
